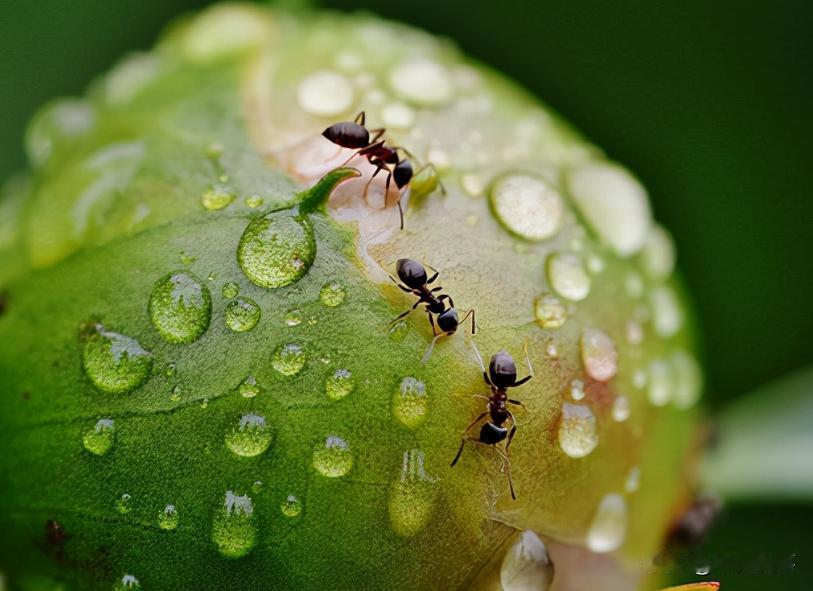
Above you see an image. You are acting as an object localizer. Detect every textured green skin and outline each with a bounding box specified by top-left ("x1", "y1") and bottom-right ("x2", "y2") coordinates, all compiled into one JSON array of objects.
[{"x1": 0, "y1": 3, "x2": 700, "y2": 590}]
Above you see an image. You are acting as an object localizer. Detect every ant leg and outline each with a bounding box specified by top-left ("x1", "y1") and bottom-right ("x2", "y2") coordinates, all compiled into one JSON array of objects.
[
  {"x1": 459, "y1": 309, "x2": 476, "y2": 335},
  {"x1": 427, "y1": 311, "x2": 438, "y2": 336},
  {"x1": 427, "y1": 271, "x2": 439, "y2": 284},
  {"x1": 472, "y1": 394, "x2": 490, "y2": 401},
  {"x1": 438, "y1": 293, "x2": 455, "y2": 308},
  {"x1": 462, "y1": 412, "x2": 488, "y2": 435},
  {"x1": 354, "y1": 111, "x2": 366, "y2": 125},
  {"x1": 508, "y1": 399, "x2": 528, "y2": 411},
  {"x1": 505, "y1": 424, "x2": 518, "y2": 452},
  {"x1": 451, "y1": 432, "x2": 482, "y2": 468},
  {"x1": 359, "y1": 140, "x2": 386, "y2": 157},
  {"x1": 362, "y1": 165, "x2": 385, "y2": 199},
  {"x1": 388, "y1": 300, "x2": 421, "y2": 326},
  {"x1": 495, "y1": 446, "x2": 517, "y2": 500},
  {"x1": 430, "y1": 286, "x2": 444, "y2": 292},
  {"x1": 421, "y1": 332, "x2": 448, "y2": 364},
  {"x1": 369, "y1": 128, "x2": 385, "y2": 142},
  {"x1": 388, "y1": 275, "x2": 413, "y2": 293}
]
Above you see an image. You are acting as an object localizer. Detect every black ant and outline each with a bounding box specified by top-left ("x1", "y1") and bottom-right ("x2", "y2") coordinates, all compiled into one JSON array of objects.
[
  {"x1": 387, "y1": 258, "x2": 475, "y2": 361},
  {"x1": 450, "y1": 344, "x2": 533, "y2": 500},
  {"x1": 322, "y1": 112, "x2": 441, "y2": 229}
]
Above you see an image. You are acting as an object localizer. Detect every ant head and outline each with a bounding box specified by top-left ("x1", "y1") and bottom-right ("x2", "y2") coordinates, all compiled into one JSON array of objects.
[
  {"x1": 322, "y1": 120, "x2": 370, "y2": 150},
  {"x1": 489, "y1": 350, "x2": 517, "y2": 388},
  {"x1": 436, "y1": 308, "x2": 459, "y2": 333},
  {"x1": 396, "y1": 258, "x2": 427, "y2": 290},
  {"x1": 393, "y1": 159, "x2": 413, "y2": 189}
]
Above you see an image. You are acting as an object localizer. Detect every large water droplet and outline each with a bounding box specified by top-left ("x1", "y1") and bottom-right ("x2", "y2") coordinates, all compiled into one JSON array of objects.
[
  {"x1": 586, "y1": 493, "x2": 627, "y2": 553},
  {"x1": 389, "y1": 59, "x2": 453, "y2": 106},
  {"x1": 319, "y1": 280, "x2": 346, "y2": 307},
  {"x1": 312, "y1": 435, "x2": 353, "y2": 477},
  {"x1": 489, "y1": 174, "x2": 566, "y2": 241},
  {"x1": 388, "y1": 450, "x2": 435, "y2": 537},
  {"x1": 224, "y1": 297, "x2": 261, "y2": 332},
  {"x1": 580, "y1": 328, "x2": 618, "y2": 382},
  {"x1": 325, "y1": 368, "x2": 354, "y2": 401},
  {"x1": 499, "y1": 531, "x2": 554, "y2": 591},
  {"x1": 225, "y1": 413, "x2": 273, "y2": 457},
  {"x1": 271, "y1": 342, "x2": 306, "y2": 376},
  {"x1": 221, "y1": 282, "x2": 239, "y2": 299},
  {"x1": 81, "y1": 323, "x2": 152, "y2": 394},
  {"x1": 533, "y1": 293, "x2": 567, "y2": 329},
  {"x1": 238, "y1": 214, "x2": 315, "y2": 289},
  {"x1": 113, "y1": 574, "x2": 142, "y2": 591},
  {"x1": 201, "y1": 183, "x2": 235, "y2": 210},
  {"x1": 281, "y1": 495, "x2": 302, "y2": 518},
  {"x1": 83, "y1": 418, "x2": 115, "y2": 456},
  {"x1": 212, "y1": 491, "x2": 256, "y2": 559},
  {"x1": 238, "y1": 375, "x2": 263, "y2": 399},
  {"x1": 158, "y1": 504, "x2": 179, "y2": 531},
  {"x1": 392, "y1": 377, "x2": 428, "y2": 429},
  {"x1": 558, "y1": 403, "x2": 598, "y2": 458},
  {"x1": 115, "y1": 493, "x2": 132, "y2": 515},
  {"x1": 148, "y1": 271, "x2": 211, "y2": 344},
  {"x1": 297, "y1": 70, "x2": 354, "y2": 116},
  {"x1": 546, "y1": 252, "x2": 591, "y2": 302}
]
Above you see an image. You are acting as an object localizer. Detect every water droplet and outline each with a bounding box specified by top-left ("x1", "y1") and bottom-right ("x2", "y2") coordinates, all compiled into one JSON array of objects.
[
  {"x1": 164, "y1": 362, "x2": 177, "y2": 378},
  {"x1": 325, "y1": 368, "x2": 354, "y2": 401},
  {"x1": 640, "y1": 225, "x2": 676, "y2": 280},
  {"x1": 83, "y1": 418, "x2": 115, "y2": 456},
  {"x1": 381, "y1": 102, "x2": 415, "y2": 129},
  {"x1": 201, "y1": 183, "x2": 235, "y2": 210},
  {"x1": 568, "y1": 162, "x2": 652, "y2": 256},
  {"x1": 251, "y1": 480, "x2": 263, "y2": 493},
  {"x1": 499, "y1": 531, "x2": 554, "y2": 591},
  {"x1": 586, "y1": 253, "x2": 605, "y2": 274},
  {"x1": 570, "y1": 379, "x2": 585, "y2": 401},
  {"x1": 148, "y1": 271, "x2": 211, "y2": 344},
  {"x1": 224, "y1": 297, "x2": 261, "y2": 332},
  {"x1": 388, "y1": 450, "x2": 435, "y2": 537},
  {"x1": 238, "y1": 375, "x2": 263, "y2": 398},
  {"x1": 671, "y1": 350, "x2": 703, "y2": 409},
  {"x1": 169, "y1": 385, "x2": 182, "y2": 402},
  {"x1": 179, "y1": 251, "x2": 196, "y2": 266},
  {"x1": 461, "y1": 173, "x2": 486, "y2": 197},
  {"x1": 545, "y1": 340, "x2": 559, "y2": 358},
  {"x1": 115, "y1": 493, "x2": 132, "y2": 515},
  {"x1": 113, "y1": 574, "x2": 142, "y2": 591},
  {"x1": 238, "y1": 214, "x2": 316, "y2": 289},
  {"x1": 26, "y1": 99, "x2": 94, "y2": 168},
  {"x1": 389, "y1": 59, "x2": 452, "y2": 106},
  {"x1": 625, "y1": 319, "x2": 644, "y2": 345},
  {"x1": 611, "y1": 395, "x2": 631, "y2": 422},
  {"x1": 284, "y1": 309, "x2": 303, "y2": 327},
  {"x1": 271, "y1": 343, "x2": 306, "y2": 376},
  {"x1": 695, "y1": 565, "x2": 711, "y2": 576},
  {"x1": 319, "y1": 281, "x2": 346, "y2": 307},
  {"x1": 312, "y1": 435, "x2": 353, "y2": 478},
  {"x1": 533, "y1": 293, "x2": 567, "y2": 329},
  {"x1": 625, "y1": 466, "x2": 641, "y2": 493},
  {"x1": 625, "y1": 271, "x2": 644, "y2": 299},
  {"x1": 221, "y1": 282, "x2": 239, "y2": 299},
  {"x1": 393, "y1": 377, "x2": 428, "y2": 429},
  {"x1": 225, "y1": 413, "x2": 273, "y2": 457},
  {"x1": 388, "y1": 319, "x2": 409, "y2": 342},
  {"x1": 489, "y1": 174, "x2": 565, "y2": 241},
  {"x1": 81, "y1": 323, "x2": 153, "y2": 394},
  {"x1": 245, "y1": 194, "x2": 264, "y2": 209},
  {"x1": 650, "y1": 285, "x2": 683, "y2": 337},
  {"x1": 297, "y1": 70, "x2": 354, "y2": 116},
  {"x1": 212, "y1": 490, "x2": 256, "y2": 559},
  {"x1": 586, "y1": 493, "x2": 627, "y2": 553},
  {"x1": 580, "y1": 328, "x2": 618, "y2": 382},
  {"x1": 158, "y1": 504, "x2": 179, "y2": 531},
  {"x1": 633, "y1": 368, "x2": 647, "y2": 389},
  {"x1": 280, "y1": 495, "x2": 302, "y2": 518},
  {"x1": 647, "y1": 359, "x2": 672, "y2": 407},
  {"x1": 546, "y1": 252, "x2": 590, "y2": 301},
  {"x1": 558, "y1": 403, "x2": 598, "y2": 458}
]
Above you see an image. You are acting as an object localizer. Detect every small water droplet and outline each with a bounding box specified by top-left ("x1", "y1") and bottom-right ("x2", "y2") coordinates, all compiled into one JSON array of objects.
[
  {"x1": 533, "y1": 293, "x2": 567, "y2": 329},
  {"x1": 201, "y1": 183, "x2": 235, "y2": 210},
  {"x1": 284, "y1": 309, "x2": 303, "y2": 327},
  {"x1": 325, "y1": 368, "x2": 354, "y2": 401},
  {"x1": 647, "y1": 359, "x2": 672, "y2": 407},
  {"x1": 570, "y1": 379, "x2": 585, "y2": 401},
  {"x1": 640, "y1": 225, "x2": 676, "y2": 280},
  {"x1": 224, "y1": 297, "x2": 261, "y2": 332},
  {"x1": 245, "y1": 194, "x2": 264, "y2": 209},
  {"x1": 297, "y1": 70, "x2": 354, "y2": 116},
  {"x1": 388, "y1": 319, "x2": 409, "y2": 342},
  {"x1": 238, "y1": 375, "x2": 263, "y2": 398},
  {"x1": 158, "y1": 504, "x2": 179, "y2": 531},
  {"x1": 179, "y1": 251, "x2": 197, "y2": 266},
  {"x1": 281, "y1": 494, "x2": 302, "y2": 518},
  {"x1": 148, "y1": 271, "x2": 212, "y2": 344},
  {"x1": 545, "y1": 340, "x2": 559, "y2": 358},
  {"x1": 490, "y1": 174, "x2": 565, "y2": 241},
  {"x1": 558, "y1": 403, "x2": 598, "y2": 458},
  {"x1": 113, "y1": 574, "x2": 142, "y2": 591},
  {"x1": 586, "y1": 253, "x2": 605, "y2": 274},
  {"x1": 225, "y1": 413, "x2": 273, "y2": 457},
  {"x1": 319, "y1": 281, "x2": 346, "y2": 307},
  {"x1": 671, "y1": 350, "x2": 703, "y2": 409},
  {"x1": 212, "y1": 491, "x2": 256, "y2": 559},
  {"x1": 546, "y1": 252, "x2": 590, "y2": 302},
  {"x1": 695, "y1": 565, "x2": 711, "y2": 576},
  {"x1": 392, "y1": 377, "x2": 428, "y2": 429},
  {"x1": 81, "y1": 323, "x2": 153, "y2": 394},
  {"x1": 461, "y1": 173, "x2": 486, "y2": 197},
  {"x1": 580, "y1": 328, "x2": 618, "y2": 382},
  {"x1": 115, "y1": 493, "x2": 132, "y2": 515},
  {"x1": 611, "y1": 395, "x2": 631, "y2": 422},
  {"x1": 83, "y1": 418, "x2": 115, "y2": 456},
  {"x1": 625, "y1": 271, "x2": 644, "y2": 299},
  {"x1": 164, "y1": 362, "x2": 177, "y2": 378},
  {"x1": 625, "y1": 466, "x2": 641, "y2": 493},
  {"x1": 207, "y1": 271, "x2": 217, "y2": 281},
  {"x1": 201, "y1": 397, "x2": 209, "y2": 409},
  {"x1": 238, "y1": 214, "x2": 316, "y2": 289},
  {"x1": 312, "y1": 435, "x2": 353, "y2": 477},
  {"x1": 251, "y1": 480, "x2": 263, "y2": 493},
  {"x1": 390, "y1": 59, "x2": 452, "y2": 106},
  {"x1": 625, "y1": 319, "x2": 644, "y2": 345},
  {"x1": 169, "y1": 385, "x2": 182, "y2": 402},
  {"x1": 388, "y1": 450, "x2": 435, "y2": 537},
  {"x1": 381, "y1": 102, "x2": 415, "y2": 129},
  {"x1": 650, "y1": 285, "x2": 683, "y2": 337},
  {"x1": 633, "y1": 368, "x2": 647, "y2": 389},
  {"x1": 271, "y1": 342, "x2": 306, "y2": 376},
  {"x1": 586, "y1": 493, "x2": 628, "y2": 553},
  {"x1": 499, "y1": 531, "x2": 554, "y2": 591},
  {"x1": 221, "y1": 282, "x2": 239, "y2": 299}
]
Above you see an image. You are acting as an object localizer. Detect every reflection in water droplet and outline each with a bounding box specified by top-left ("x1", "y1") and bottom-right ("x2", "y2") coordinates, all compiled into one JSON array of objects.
[
  {"x1": 392, "y1": 377, "x2": 428, "y2": 429},
  {"x1": 581, "y1": 328, "x2": 618, "y2": 382},
  {"x1": 149, "y1": 271, "x2": 212, "y2": 344},
  {"x1": 284, "y1": 309, "x2": 303, "y2": 327},
  {"x1": 533, "y1": 293, "x2": 567, "y2": 329},
  {"x1": 238, "y1": 214, "x2": 315, "y2": 289},
  {"x1": 113, "y1": 574, "x2": 142, "y2": 591},
  {"x1": 325, "y1": 368, "x2": 354, "y2": 401},
  {"x1": 158, "y1": 504, "x2": 179, "y2": 530},
  {"x1": 212, "y1": 491, "x2": 256, "y2": 559},
  {"x1": 312, "y1": 435, "x2": 353, "y2": 477},
  {"x1": 271, "y1": 342, "x2": 306, "y2": 376},
  {"x1": 222, "y1": 282, "x2": 239, "y2": 299},
  {"x1": 388, "y1": 319, "x2": 409, "y2": 342},
  {"x1": 238, "y1": 375, "x2": 263, "y2": 398},
  {"x1": 319, "y1": 281, "x2": 346, "y2": 307},
  {"x1": 611, "y1": 395, "x2": 631, "y2": 422},
  {"x1": 586, "y1": 493, "x2": 628, "y2": 553},
  {"x1": 115, "y1": 493, "x2": 132, "y2": 515},
  {"x1": 499, "y1": 530, "x2": 554, "y2": 591},
  {"x1": 388, "y1": 450, "x2": 435, "y2": 537},
  {"x1": 489, "y1": 174, "x2": 565, "y2": 241},
  {"x1": 558, "y1": 403, "x2": 598, "y2": 458},
  {"x1": 202, "y1": 183, "x2": 235, "y2": 210},
  {"x1": 281, "y1": 495, "x2": 302, "y2": 518},
  {"x1": 83, "y1": 418, "x2": 115, "y2": 456},
  {"x1": 546, "y1": 252, "x2": 591, "y2": 302},
  {"x1": 225, "y1": 414, "x2": 273, "y2": 457},
  {"x1": 81, "y1": 323, "x2": 152, "y2": 394},
  {"x1": 224, "y1": 297, "x2": 261, "y2": 332}
]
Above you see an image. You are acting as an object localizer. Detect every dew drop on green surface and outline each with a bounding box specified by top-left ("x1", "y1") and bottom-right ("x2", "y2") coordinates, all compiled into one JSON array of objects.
[
  {"x1": 81, "y1": 323, "x2": 152, "y2": 394},
  {"x1": 113, "y1": 574, "x2": 142, "y2": 591},
  {"x1": 650, "y1": 285, "x2": 683, "y2": 337},
  {"x1": 546, "y1": 252, "x2": 591, "y2": 302},
  {"x1": 388, "y1": 319, "x2": 409, "y2": 342},
  {"x1": 586, "y1": 493, "x2": 627, "y2": 553},
  {"x1": 489, "y1": 174, "x2": 565, "y2": 241},
  {"x1": 625, "y1": 466, "x2": 641, "y2": 493},
  {"x1": 148, "y1": 271, "x2": 212, "y2": 344},
  {"x1": 163, "y1": 362, "x2": 177, "y2": 378},
  {"x1": 569, "y1": 379, "x2": 585, "y2": 401},
  {"x1": 238, "y1": 375, "x2": 263, "y2": 398},
  {"x1": 392, "y1": 377, "x2": 428, "y2": 429},
  {"x1": 671, "y1": 350, "x2": 703, "y2": 409},
  {"x1": 319, "y1": 280, "x2": 346, "y2": 307},
  {"x1": 312, "y1": 435, "x2": 353, "y2": 478},
  {"x1": 533, "y1": 293, "x2": 567, "y2": 329},
  {"x1": 225, "y1": 413, "x2": 273, "y2": 457},
  {"x1": 115, "y1": 493, "x2": 132, "y2": 515},
  {"x1": 158, "y1": 504, "x2": 179, "y2": 531},
  {"x1": 284, "y1": 309, "x2": 303, "y2": 327},
  {"x1": 179, "y1": 251, "x2": 197, "y2": 266},
  {"x1": 325, "y1": 368, "x2": 354, "y2": 401},
  {"x1": 169, "y1": 385, "x2": 182, "y2": 402},
  {"x1": 221, "y1": 281, "x2": 240, "y2": 299},
  {"x1": 212, "y1": 491, "x2": 256, "y2": 559},
  {"x1": 647, "y1": 358, "x2": 672, "y2": 407},
  {"x1": 224, "y1": 297, "x2": 261, "y2": 332},
  {"x1": 82, "y1": 418, "x2": 115, "y2": 456},
  {"x1": 499, "y1": 531, "x2": 554, "y2": 591},
  {"x1": 580, "y1": 327, "x2": 618, "y2": 382},
  {"x1": 251, "y1": 480, "x2": 263, "y2": 494},
  {"x1": 245, "y1": 194, "x2": 264, "y2": 209},
  {"x1": 201, "y1": 183, "x2": 235, "y2": 210},
  {"x1": 281, "y1": 494, "x2": 302, "y2": 518},
  {"x1": 238, "y1": 214, "x2": 316, "y2": 288},
  {"x1": 558, "y1": 403, "x2": 598, "y2": 458},
  {"x1": 272, "y1": 342, "x2": 306, "y2": 376},
  {"x1": 611, "y1": 395, "x2": 631, "y2": 422},
  {"x1": 388, "y1": 450, "x2": 435, "y2": 537},
  {"x1": 26, "y1": 98, "x2": 95, "y2": 168}
]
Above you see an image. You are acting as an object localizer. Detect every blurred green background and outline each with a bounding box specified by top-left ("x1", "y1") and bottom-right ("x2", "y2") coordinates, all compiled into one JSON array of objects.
[{"x1": 1, "y1": 0, "x2": 811, "y2": 589}]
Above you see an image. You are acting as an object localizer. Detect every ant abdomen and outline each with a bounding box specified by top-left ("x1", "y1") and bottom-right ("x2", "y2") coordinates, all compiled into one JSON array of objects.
[
  {"x1": 479, "y1": 423, "x2": 509, "y2": 444},
  {"x1": 396, "y1": 258, "x2": 428, "y2": 289}
]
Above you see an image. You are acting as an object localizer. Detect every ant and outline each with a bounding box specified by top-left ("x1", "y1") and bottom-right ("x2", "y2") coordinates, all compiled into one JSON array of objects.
[
  {"x1": 450, "y1": 343, "x2": 533, "y2": 500},
  {"x1": 322, "y1": 112, "x2": 441, "y2": 229},
  {"x1": 387, "y1": 258, "x2": 475, "y2": 361}
]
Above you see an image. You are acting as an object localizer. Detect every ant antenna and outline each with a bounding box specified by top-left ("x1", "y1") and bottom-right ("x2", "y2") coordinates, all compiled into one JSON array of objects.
[
  {"x1": 469, "y1": 339, "x2": 486, "y2": 373},
  {"x1": 523, "y1": 340, "x2": 534, "y2": 378},
  {"x1": 421, "y1": 333, "x2": 446, "y2": 365}
]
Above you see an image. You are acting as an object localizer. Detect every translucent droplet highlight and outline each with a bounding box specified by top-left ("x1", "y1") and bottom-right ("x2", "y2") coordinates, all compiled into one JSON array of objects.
[
  {"x1": 611, "y1": 395, "x2": 631, "y2": 422},
  {"x1": 392, "y1": 377, "x2": 428, "y2": 429},
  {"x1": 546, "y1": 252, "x2": 591, "y2": 302},
  {"x1": 558, "y1": 403, "x2": 598, "y2": 458},
  {"x1": 224, "y1": 297, "x2": 260, "y2": 332},
  {"x1": 212, "y1": 491, "x2": 256, "y2": 559},
  {"x1": 499, "y1": 531, "x2": 554, "y2": 591},
  {"x1": 225, "y1": 413, "x2": 273, "y2": 457},
  {"x1": 533, "y1": 293, "x2": 567, "y2": 329},
  {"x1": 148, "y1": 271, "x2": 212, "y2": 344},
  {"x1": 113, "y1": 574, "x2": 142, "y2": 591},
  {"x1": 221, "y1": 281, "x2": 239, "y2": 299},
  {"x1": 580, "y1": 327, "x2": 618, "y2": 382},
  {"x1": 388, "y1": 450, "x2": 435, "y2": 537},
  {"x1": 586, "y1": 493, "x2": 627, "y2": 553},
  {"x1": 158, "y1": 504, "x2": 179, "y2": 530},
  {"x1": 238, "y1": 375, "x2": 263, "y2": 399},
  {"x1": 272, "y1": 342, "x2": 306, "y2": 376},
  {"x1": 312, "y1": 435, "x2": 353, "y2": 478},
  {"x1": 490, "y1": 174, "x2": 565, "y2": 241},
  {"x1": 81, "y1": 323, "x2": 152, "y2": 394},
  {"x1": 280, "y1": 495, "x2": 302, "y2": 518},
  {"x1": 115, "y1": 493, "x2": 132, "y2": 515},
  {"x1": 238, "y1": 214, "x2": 315, "y2": 289},
  {"x1": 319, "y1": 281, "x2": 346, "y2": 307},
  {"x1": 325, "y1": 368, "x2": 354, "y2": 401},
  {"x1": 83, "y1": 418, "x2": 115, "y2": 456}
]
